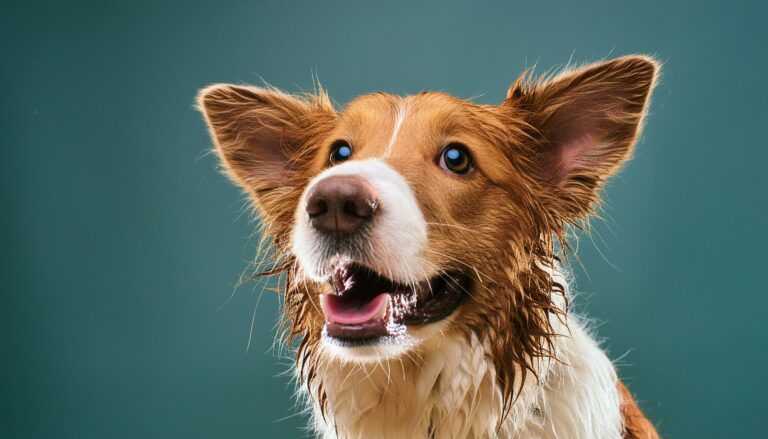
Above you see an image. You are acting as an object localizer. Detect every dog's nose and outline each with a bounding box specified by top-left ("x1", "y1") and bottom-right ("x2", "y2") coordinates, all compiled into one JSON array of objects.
[{"x1": 305, "y1": 175, "x2": 378, "y2": 238}]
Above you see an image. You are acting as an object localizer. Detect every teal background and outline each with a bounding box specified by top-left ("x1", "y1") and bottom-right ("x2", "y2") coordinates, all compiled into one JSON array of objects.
[{"x1": 2, "y1": 1, "x2": 766, "y2": 438}]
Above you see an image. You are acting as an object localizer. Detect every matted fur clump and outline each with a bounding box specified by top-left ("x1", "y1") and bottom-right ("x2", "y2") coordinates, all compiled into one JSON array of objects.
[{"x1": 198, "y1": 55, "x2": 661, "y2": 439}]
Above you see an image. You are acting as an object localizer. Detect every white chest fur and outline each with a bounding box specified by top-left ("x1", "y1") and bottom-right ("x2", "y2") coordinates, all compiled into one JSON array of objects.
[{"x1": 302, "y1": 315, "x2": 624, "y2": 439}]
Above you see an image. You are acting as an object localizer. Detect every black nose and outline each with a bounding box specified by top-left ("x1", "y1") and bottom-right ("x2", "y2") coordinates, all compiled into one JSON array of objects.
[{"x1": 305, "y1": 175, "x2": 379, "y2": 238}]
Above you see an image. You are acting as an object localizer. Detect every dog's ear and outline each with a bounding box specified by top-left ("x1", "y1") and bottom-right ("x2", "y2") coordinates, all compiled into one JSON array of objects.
[
  {"x1": 506, "y1": 55, "x2": 659, "y2": 219},
  {"x1": 197, "y1": 84, "x2": 335, "y2": 216}
]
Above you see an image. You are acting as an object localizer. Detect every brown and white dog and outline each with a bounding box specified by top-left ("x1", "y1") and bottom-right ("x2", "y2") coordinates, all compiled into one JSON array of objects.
[{"x1": 197, "y1": 55, "x2": 661, "y2": 439}]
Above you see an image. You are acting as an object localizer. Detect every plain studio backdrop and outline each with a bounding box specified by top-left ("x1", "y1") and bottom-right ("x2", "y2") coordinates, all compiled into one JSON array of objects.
[{"x1": 1, "y1": 1, "x2": 766, "y2": 438}]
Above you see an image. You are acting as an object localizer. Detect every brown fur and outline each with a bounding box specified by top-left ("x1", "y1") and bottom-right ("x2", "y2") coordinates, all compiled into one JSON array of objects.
[
  {"x1": 618, "y1": 380, "x2": 661, "y2": 439},
  {"x1": 197, "y1": 55, "x2": 661, "y2": 435}
]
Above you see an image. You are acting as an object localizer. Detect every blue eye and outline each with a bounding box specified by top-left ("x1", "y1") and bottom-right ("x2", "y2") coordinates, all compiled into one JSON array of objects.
[
  {"x1": 440, "y1": 144, "x2": 472, "y2": 174},
  {"x1": 330, "y1": 142, "x2": 352, "y2": 164}
]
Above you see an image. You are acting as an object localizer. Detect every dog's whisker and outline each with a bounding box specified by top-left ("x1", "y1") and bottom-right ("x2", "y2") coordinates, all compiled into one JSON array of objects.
[
  {"x1": 425, "y1": 221, "x2": 482, "y2": 234},
  {"x1": 423, "y1": 248, "x2": 496, "y2": 284}
]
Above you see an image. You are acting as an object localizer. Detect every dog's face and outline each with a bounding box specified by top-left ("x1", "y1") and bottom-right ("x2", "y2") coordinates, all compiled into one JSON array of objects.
[
  {"x1": 288, "y1": 92, "x2": 543, "y2": 360},
  {"x1": 198, "y1": 56, "x2": 658, "y2": 370}
]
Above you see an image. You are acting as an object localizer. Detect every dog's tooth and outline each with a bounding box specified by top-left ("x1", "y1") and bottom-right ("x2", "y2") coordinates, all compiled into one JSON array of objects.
[
  {"x1": 376, "y1": 294, "x2": 391, "y2": 320},
  {"x1": 331, "y1": 270, "x2": 344, "y2": 295}
]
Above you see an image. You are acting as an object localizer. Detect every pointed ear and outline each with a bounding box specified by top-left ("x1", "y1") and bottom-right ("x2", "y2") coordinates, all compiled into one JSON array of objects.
[
  {"x1": 506, "y1": 55, "x2": 660, "y2": 219},
  {"x1": 196, "y1": 84, "x2": 335, "y2": 210}
]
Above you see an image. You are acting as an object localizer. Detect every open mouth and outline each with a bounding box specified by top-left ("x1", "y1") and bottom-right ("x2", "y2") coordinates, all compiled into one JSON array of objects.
[{"x1": 319, "y1": 263, "x2": 470, "y2": 342}]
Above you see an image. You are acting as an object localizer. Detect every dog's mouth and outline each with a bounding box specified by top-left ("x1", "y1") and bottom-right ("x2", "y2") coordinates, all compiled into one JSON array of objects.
[{"x1": 319, "y1": 262, "x2": 470, "y2": 342}]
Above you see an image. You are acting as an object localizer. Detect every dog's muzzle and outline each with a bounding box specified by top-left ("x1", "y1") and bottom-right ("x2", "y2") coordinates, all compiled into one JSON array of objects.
[{"x1": 293, "y1": 160, "x2": 465, "y2": 344}]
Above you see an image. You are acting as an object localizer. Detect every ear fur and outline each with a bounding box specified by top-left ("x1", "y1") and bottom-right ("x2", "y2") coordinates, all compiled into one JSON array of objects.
[
  {"x1": 506, "y1": 55, "x2": 660, "y2": 219},
  {"x1": 196, "y1": 84, "x2": 335, "y2": 221}
]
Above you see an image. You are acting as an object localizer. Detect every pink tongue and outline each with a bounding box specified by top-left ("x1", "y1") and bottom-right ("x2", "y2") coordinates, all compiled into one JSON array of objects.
[{"x1": 320, "y1": 293, "x2": 390, "y2": 325}]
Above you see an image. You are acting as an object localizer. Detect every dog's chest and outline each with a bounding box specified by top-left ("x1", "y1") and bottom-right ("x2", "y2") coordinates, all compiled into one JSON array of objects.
[
  {"x1": 316, "y1": 334, "x2": 503, "y2": 439},
  {"x1": 311, "y1": 319, "x2": 624, "y2": 439}
]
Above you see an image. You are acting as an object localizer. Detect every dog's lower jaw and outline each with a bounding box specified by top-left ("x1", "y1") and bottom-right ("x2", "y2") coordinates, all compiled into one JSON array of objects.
[{"x1": 300, "y1": 313, "x2": 626, "y2": 439}]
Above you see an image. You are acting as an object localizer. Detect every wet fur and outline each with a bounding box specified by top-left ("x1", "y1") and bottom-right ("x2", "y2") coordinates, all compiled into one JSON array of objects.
[{"x1": 198, "y1": 55, "x2": 661, "y2": 438}]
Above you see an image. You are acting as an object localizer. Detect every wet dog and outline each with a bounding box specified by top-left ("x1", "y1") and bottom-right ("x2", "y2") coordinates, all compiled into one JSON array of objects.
[{"x1": 198, "y1": 55, "x2": 661, "y2": 438}]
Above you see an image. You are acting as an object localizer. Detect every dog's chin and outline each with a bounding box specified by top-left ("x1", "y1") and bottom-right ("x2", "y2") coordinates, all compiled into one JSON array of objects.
[
  {"x1": 320, "y1": 317, "x2": 455, "y2": 363},
  {"x1": 314, "y1": 262, "x2": 470, "y2": 363}
]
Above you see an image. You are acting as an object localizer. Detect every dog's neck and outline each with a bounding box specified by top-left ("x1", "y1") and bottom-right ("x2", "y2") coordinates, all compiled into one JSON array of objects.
[{"x1": 302, "y1": 311, "x2": 625, "y2": 439}]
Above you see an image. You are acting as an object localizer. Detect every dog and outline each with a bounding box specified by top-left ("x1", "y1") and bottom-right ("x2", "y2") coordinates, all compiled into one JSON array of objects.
[{"x1": 197, "y1": 55, "x2": 661, "y2": 439}]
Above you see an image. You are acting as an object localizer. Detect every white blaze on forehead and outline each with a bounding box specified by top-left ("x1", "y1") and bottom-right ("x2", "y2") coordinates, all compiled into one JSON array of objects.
[
  {"x1": 292, "y1": 159, "x2": 429, "y2": 283},
  {"x1": 384, "y1": 101, "x2": 410, "y2": 158}
]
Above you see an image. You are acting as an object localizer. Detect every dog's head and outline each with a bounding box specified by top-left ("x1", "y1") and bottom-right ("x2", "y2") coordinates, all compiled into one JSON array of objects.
[{"x1": 198, "y1": 55, "x2": 658, "y2": 401}]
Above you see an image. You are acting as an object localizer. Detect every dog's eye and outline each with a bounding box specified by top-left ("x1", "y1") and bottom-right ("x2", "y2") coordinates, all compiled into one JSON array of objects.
[
  {"x1": 439, "y1": 143, "x2": 472, "y2": 174},
  {"x1": 330, "y1": 141, "x2": 353, "y2": 165}
]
